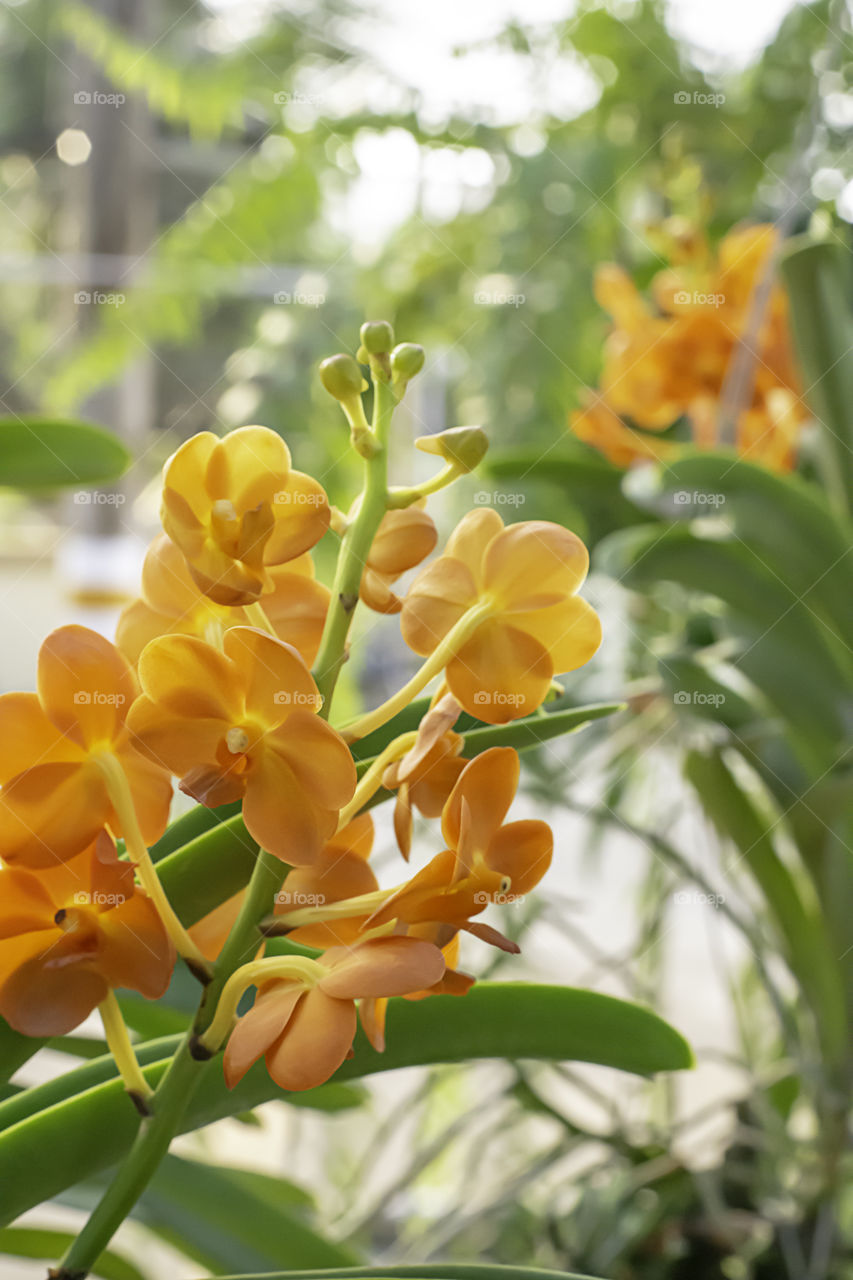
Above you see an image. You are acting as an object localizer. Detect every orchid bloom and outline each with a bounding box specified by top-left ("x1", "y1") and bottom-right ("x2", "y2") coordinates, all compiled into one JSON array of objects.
[
  {"x1": 161, "y1": 426, "x2": 329, "y2": 606},
  {"x1": 127, "y1": 626, "x2": 356, "y2": 864},
  {"x1": 117, "y1": 535, "x2": 329, "y2": 667},
  {"x1": 381, "y1": 694, "x2": 466, "y2": 857},
  {"x1": 400, "y1": 509, "x2": 601, "y2": 722},
  {"x1": 0, "y1": 626, "x2": 172, "y2": 867},
  {"x1": 0, "y1": 833, "x2": 174, "y2": 1036},
  {"x1": 360, "y1": 504, "x2": 437, "y2": 614},
  {"x1": 223, "y1": 936, "x2": 445, "y2": 1092}
]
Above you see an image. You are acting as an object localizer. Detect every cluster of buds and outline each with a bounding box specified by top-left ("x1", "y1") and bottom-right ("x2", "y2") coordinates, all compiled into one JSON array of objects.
[{"x1": 0, "y1": 320, "x2": 601, "y2": 1101}]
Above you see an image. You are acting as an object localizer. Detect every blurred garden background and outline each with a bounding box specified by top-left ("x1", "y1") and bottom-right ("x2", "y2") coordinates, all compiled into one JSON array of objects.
[{"x1": 0, "y1": 0, "x2": 851, "y2": 1277}]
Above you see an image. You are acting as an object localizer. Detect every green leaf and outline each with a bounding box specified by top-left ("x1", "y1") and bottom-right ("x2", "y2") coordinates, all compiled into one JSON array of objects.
[
  {"x1": 685, "y1": 749, "x2": 847, "y2": 1071},
  {"x1": 0, "y1": 1227, "x2": 145, "y2": 1280},
  {"x1": 206, "y1": 1268, "x2": 596, "y2": 1280},
  {"x1": 621, "y1": 454, "x2": 853, "y2": 648},
  {"x1": 136, "y1": 1153, "x2": 360, "y2": 1272},
  {"x1": 0, "y1": 984, "x2": 691, "y2": 1225},
  {"x1": 780, "y1": 236, "x2": 853, "y2": 513},
  {"x1": 0, "y1": 417, "x2": 131, "y2": 489}
]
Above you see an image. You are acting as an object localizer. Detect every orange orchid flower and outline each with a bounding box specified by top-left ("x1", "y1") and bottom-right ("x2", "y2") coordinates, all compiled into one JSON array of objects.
[
  {"x1": 381, "y1": 694, "x2": 466, "y2": 857},
  {"x1": 189, "y1": 814, "x2": 377, "y2": 960},
  {"x1": 400, "y1": 509, "x2": 601, "y2": 722},
  {"x1": 161, "y1": 426, "x2": 329, "y2": 606},
  {"x1": 117, "y1": 535, "x2": 330, "y2": 668},
  {"x1": 571, "y1": 391, "x2": 677, "y2": 468},
  {"x1": 0, "y1": 833, "x2": 174, "y2": 1036},
  {"x1": 223, "y1": 936, "x2": 445, "y2": 1092},
  {"x1": 572, "y1": 223, "x2": 807, "y2": 472},
  {"x1": 127, "y1": 626, "x2": 356, "y2": 864},
  {"x1": 360, "y1": 504, "x2": 437, "y2": 614},
  {"x1": 0, "y1": 626, "x2": 172, "y2": 868},
  {"x1": 359, "y1": 936, "x2": 474, "y2": 1053}
]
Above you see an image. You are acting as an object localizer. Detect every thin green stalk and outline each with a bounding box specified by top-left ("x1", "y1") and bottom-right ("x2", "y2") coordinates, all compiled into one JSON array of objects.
[
  {"x1": 56, "y1": 848, "x2": 286, "y2": 1279},
  {"x1": 313, "y1": 375, "x2": 396, "y2": 716}
]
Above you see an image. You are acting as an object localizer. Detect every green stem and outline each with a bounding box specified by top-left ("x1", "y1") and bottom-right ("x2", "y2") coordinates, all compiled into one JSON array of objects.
[
  {"x1": 56, "y1": 848, "x2": 287, "y2": 1279},
  {"x1": 313, "y1": 375, "x2": 397, "y2": 717}
]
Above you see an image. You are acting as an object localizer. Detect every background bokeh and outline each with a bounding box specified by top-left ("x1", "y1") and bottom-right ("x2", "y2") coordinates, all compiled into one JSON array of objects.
[{"x1": 0, "y1": 1, "x2": 851, "y2": 1277}]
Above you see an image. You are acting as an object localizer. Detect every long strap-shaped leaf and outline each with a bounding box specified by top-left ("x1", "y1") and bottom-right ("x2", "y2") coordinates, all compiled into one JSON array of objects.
[
  {"x1": 205, "y1": 1267, "x2": 599, "y2": 1280},
  {"x1": 0, "y1": 983, "x2": 691, "y2": 1226}
]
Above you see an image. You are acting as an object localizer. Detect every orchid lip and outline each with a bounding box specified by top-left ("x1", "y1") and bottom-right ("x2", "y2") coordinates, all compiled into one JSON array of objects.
[{"x1": 225, "y1": 727, "x2": 251, "y2": 754}]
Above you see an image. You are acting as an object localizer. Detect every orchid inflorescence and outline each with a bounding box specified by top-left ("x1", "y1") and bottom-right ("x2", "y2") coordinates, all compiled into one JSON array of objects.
[{"x1": 0, "y1": 320, "x2": 601, "y2": 1111}]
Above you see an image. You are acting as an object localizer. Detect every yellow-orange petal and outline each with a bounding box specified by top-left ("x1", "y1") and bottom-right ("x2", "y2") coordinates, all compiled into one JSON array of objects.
[
  {"x1": 483, "y1": 521, "x2": 589, "y2": 610},
  {"x1": 224, "y1": 983, "x2": 305, "y2": 1088},
  {"x1": 115, "y1": 744, "x2": 174, "y2": 847},
  {"x1": 442, "y1": 747, "x2": 518, "y2": 861},
  {"x1": 446, "y1": 620, "x2": 552, "y2": 723},
  {"x1": 400, "y1": 558, "x2": 477, "y2": 656},
  {"x1": 264, "y1": 469, "x2": 330, "y2": 564},
  {"x1": 0, "y1": 867, "x2": 55, "y2": 938},
  {"x1": 444, "y1": 508, "x2": 504, "y2": 579},
  {"x1": 265, "y1": 987, "x2": 356, "y2": 1092},
  {"x1": 0, "y1": 693, "x2": 85, "y2": 783},
  {"x1": 0, "y1": 762, "x2": 110, "y2": 867},
  {"x1": 242, "y1": 748, "x2": 328, "y2": 864},
  {"x1": 208, "y1": 426, "x2": 292, "y2": 512},
  {"x1": 262, "y1": 572, "x2": 329, "y2": 666},
  {"x1": 136, "y1": 634, "x2": 243, "y2": 722},
  {"x1": 368, "y1": 508, "x2": 437, "y2": 577},
  {"x1": 320, "y1": 937, "x2": 445, "y2": 999},
  {"x1": 38, "y1": 626, "x2": 136, "y2": 749},
  {"x1": 126, "y1": 697, "x2": 227, "y2": 780},
  {"x1": 222, "y1": 627, "x2": 320, "y2": 725},
  {"x1": 0, "y1": 933, "x2": 108, "y2": 1036},
  {"x1": 266, "y1": 710, "x2": 356, "y2": 813},
  {"x1": 358, "y1": 996, "x2": 387, "y2": 1052},
  {"x1": 98, "y1": 893, "x2": 175, "y2": 997},
  {"x1": 485, "y1": 819, "x2": 553, "y2": 896},
  {"x1": 162, "y1": 431, "x2": 218, "y2": 524},
  {"x1": 510, "y1": 596, "x2": 602, "y2": 675}
]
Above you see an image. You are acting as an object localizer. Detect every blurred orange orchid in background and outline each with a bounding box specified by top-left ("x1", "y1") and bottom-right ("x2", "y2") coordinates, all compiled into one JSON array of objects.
[
  {"x1": 222, "y1": 936, "x2": 445, "y2": 1092},
  {"x1": 0, "y1": 626, "x2": 172, "y2": 867},
  {"x1": 360, "y1": 504, "x2": 437, "y2": 613},
  {"x1": 0, "y1": 833, "x2": 174, "y2": 1036},
  {"x1": 400, "y1": 509, "x2": 601, "y2": 722},
  {"x1": 128, "y1": 626, "x2": 355, "y2": 864},
  {"x1": 117, "y1": 535, "x2": 330, "y2": 667},
  {"x1": 571, "y1": 221, "x2": 807, "y2": 471},
  {"x1": 161, "y1": 426, "x2": 329, "y2": 606}
]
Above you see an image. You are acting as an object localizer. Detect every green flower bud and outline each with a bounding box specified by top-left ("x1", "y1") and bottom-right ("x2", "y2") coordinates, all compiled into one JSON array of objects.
[
  {"x1": 319, "y1": 354, "x2": 366, "y2": 402},
  {"x1": 391, "y1": 343, "x2": 425, "y2": 381},
  {"x1": 359, "y1": 320, "x2": 395, "y2": 355},
  {"x1": 416, "y1": 425, "x2": 488, "y2": 472}
]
